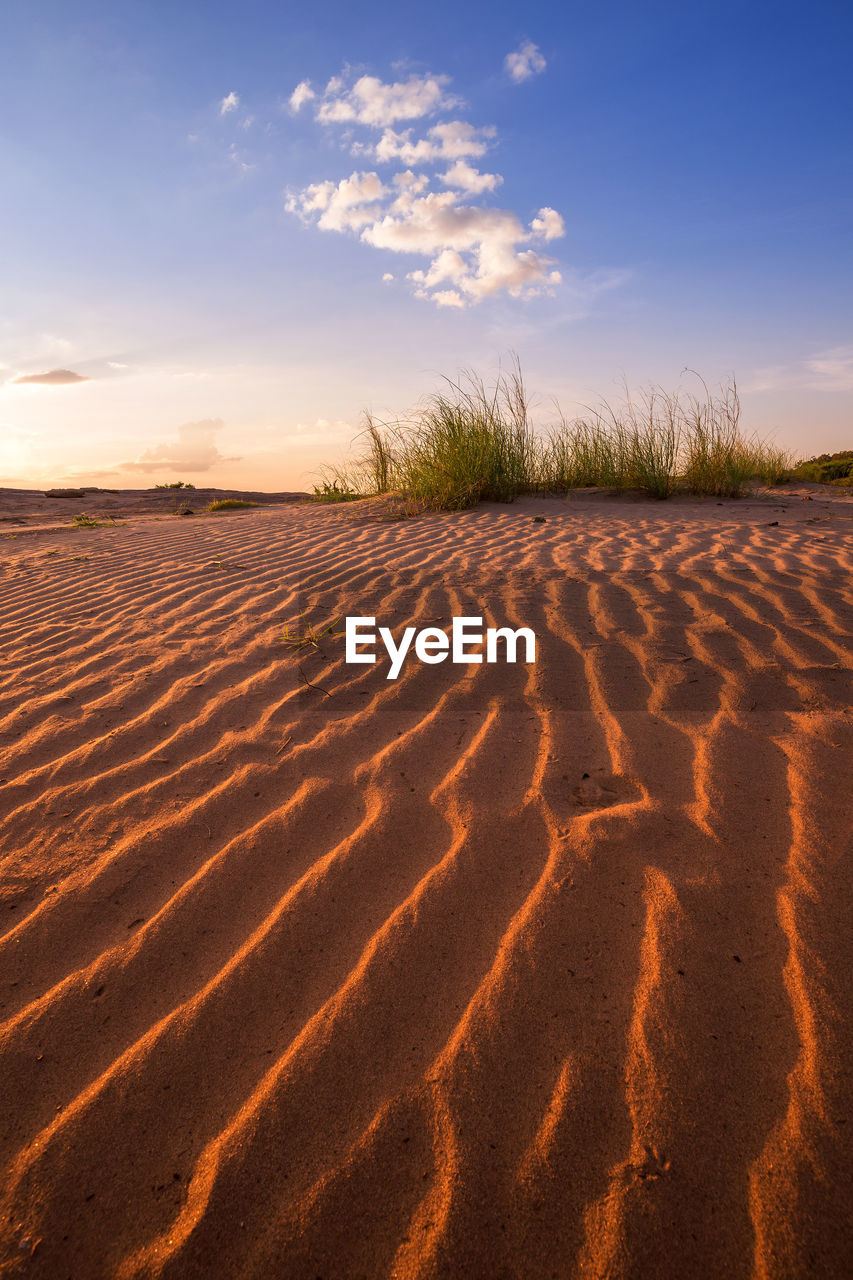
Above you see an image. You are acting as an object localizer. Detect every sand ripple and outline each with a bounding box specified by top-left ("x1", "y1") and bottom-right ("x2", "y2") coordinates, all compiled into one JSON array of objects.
[{"x1": 1, "y1": 492, "x2": 852, "y2": 1278}]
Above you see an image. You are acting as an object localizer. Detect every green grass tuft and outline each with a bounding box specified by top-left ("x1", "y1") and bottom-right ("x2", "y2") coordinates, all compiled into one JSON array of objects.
[
  {"x1": 281, "y1": 614, "x2": 345, "y2": 651},
  {"x1": 311, "y1": 480, "x2": 360, "y2": 502},
  {"x1": 317, "y1": 362, "x2": 803, "y2": 509}
]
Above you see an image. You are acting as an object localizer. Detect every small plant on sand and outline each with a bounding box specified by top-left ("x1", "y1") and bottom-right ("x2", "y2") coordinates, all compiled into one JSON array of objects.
[
  {"x1": 311, "y1": 480, "x2": 360, "y2": 503},
  {"x1": 71, "y1": 513, "x2": 125, "y2": 528},
  {"x1": 281, "y1": 614, "x2": 345, "y2": 651},
  {"x1": 207, "y1": 499, "x2": 259, "y2": 511}
]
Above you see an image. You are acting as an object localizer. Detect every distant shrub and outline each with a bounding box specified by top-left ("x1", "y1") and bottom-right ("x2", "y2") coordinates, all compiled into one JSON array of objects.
[
  {"x1": 793, "y1": 451, "x2": 853, "y2": 483},
  {"x1": 155, "y1": 481, "x2": 196, "y2": 490}
]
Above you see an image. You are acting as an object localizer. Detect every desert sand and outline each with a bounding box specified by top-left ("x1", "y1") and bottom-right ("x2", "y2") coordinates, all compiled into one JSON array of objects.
[{"x1": 0, "y1": 483, "x2": 852, "y2": 1279}]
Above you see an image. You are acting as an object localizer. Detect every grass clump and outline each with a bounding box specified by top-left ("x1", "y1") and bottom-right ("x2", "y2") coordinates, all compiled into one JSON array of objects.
[
  {"x1": 311, "y1": 480, "x2": 360, "y2": 503},
  {"x1": 318, "y1": 362, "x2": 800, "y2": 509},
  {"x1": 540, "y1": 385, "x2": 681, "y2": 497},
  {"x1": 207, "y1": 499, "x2": 259, "y2": 511},
  {"x1": 679, "y1": 378, "x2": 755, "y2": 498},
  {"x1": 71, "y1": 513, "x2": 126, "y2": 528},
  {"x1": 393, "y1": 364, "x2": 536, "y2": 509},
  {"x1": 320, "y1": 360, "x2": 538, "y2": 510}
]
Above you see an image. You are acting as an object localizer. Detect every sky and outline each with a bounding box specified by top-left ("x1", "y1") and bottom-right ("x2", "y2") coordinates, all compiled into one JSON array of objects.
[{"x1": 1, "y1": 0, "x2": 851, "y2": 491}]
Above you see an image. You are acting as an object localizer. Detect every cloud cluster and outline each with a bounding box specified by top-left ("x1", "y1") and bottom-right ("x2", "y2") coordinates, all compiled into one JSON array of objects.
[
  {"x1": 367, "y1": 120, "x2": 496, "y2": 166},
  {"x1": 289, "y1": 172, "x2": 563, "y2": 307},
  {"x1": 290, "y1": 72, "x2": 457, "y2": 127},
  {"x1": 119, "y1": 418, "x2": 236, "y2": 473},
  {"x1": 286, "y1": 62, "x2": 564, "y2": 308},
  {"x1": 13, "y1": 368, "x2": 89, "y2": 386},
  {"x1": 745, "y1": 345, "x2": 853, "y2": 394},
  {"x1": 504, "y1": 42, "x2": 547, "y2": 83}
]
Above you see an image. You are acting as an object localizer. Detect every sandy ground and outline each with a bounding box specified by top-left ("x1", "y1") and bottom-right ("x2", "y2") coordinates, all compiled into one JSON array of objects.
[
  {"x1": 0, "y1": 486, "x2": 306, "y2": 533},
  {"x1": 0, "y1": 483, "x2": 852, "y2": 1279}
]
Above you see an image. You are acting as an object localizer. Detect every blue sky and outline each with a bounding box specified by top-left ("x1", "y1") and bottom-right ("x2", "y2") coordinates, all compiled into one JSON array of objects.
[{"x1": 2, "y1": 0, "x2": 851, "y2": 488}]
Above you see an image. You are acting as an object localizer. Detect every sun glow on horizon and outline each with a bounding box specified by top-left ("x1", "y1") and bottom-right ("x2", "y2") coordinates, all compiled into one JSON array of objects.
[{"x1": 1, "y1": 2, "x2": 851, "y2": 488}]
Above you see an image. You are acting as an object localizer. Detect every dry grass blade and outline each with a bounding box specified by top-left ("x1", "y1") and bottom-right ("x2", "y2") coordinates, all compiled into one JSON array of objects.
[{"x1": 298, "y1": 664, "x2": 331, "y2": 697}]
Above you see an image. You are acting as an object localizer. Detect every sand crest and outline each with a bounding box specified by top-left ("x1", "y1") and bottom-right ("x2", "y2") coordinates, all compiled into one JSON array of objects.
[{"x1": 1, "y1": 485, "x2": 852, "y2": 1278}]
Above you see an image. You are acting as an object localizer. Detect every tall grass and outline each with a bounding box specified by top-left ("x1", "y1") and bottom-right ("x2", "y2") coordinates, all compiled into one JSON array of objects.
[
  {"x1": 317, "y1": 364, "x2": 797, "y2": 509},
  {"x1": 394, "y1": 365, "x2": 538, "y2": 508}
]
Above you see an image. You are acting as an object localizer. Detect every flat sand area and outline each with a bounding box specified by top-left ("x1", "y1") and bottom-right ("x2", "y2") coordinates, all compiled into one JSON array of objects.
[{"x1": 1, "y1": 485, "x2": 852, "y2": 1278}]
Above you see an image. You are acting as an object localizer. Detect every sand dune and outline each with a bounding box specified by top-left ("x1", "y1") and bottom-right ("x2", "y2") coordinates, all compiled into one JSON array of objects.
[{"x1": 1, "y1": 486, "x2": 852, "y2": 1278}]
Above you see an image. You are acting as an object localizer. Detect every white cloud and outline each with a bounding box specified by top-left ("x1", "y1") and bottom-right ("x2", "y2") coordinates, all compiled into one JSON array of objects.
[
  {"x1": 219, "y1": 91, "x2": 240, "y2": 116},
  {"x1": 806, "y1": 345, "x2": 853, "y2": 391},
  {"x1": 440, "y1": 161, "x2": 502, "y2": 194},
  {"x1": 428, "y1": 121, "x2": 496, "y2": 159},
  {"x1": 290, "y1": 168, "x2": 565, "y2": 306},
  {"x1": 289, "y1": 80, "x2": 315, "y2": 112},
  {"x1": 371, "y1": 120, "x2": 495, "y2": 165},
  {"x1": 382, "y1": 272, "x2": 394, "y2": 282},
  {"x1": 119, "y1": 419, "x2": 236, "y2": 473},
  {"x1": 530, "y1": 207, "x2": 565, "y2": 240},
  {"x1": 282, "y1": 61, "x2": 577, "y2": 309},
  {"x1": 287, "y1": 171, "x2": 388, "y2": 232},
  {"x1": 504, "y1": 42, "x2": 547, "y2": 83},
  {"x1": 363, "y1": 190, "x2": 517, "y2": 256},
  {"x1": 315, "y1": 73, "x2": 457, "y2": 127},
  {"x1": 431, "y1": 290, "x2": 466, "y2": 309}
]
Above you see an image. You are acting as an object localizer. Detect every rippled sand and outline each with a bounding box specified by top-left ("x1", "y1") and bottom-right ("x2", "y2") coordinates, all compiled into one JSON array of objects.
[{"x1": 1, "y1": 486, "x2": 852, "y2": 1278}]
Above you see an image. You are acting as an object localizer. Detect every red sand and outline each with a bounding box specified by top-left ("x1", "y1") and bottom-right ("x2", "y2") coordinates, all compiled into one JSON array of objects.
[{"x1": 1, "y1": 484, "x2": 852, "y2": 1278}]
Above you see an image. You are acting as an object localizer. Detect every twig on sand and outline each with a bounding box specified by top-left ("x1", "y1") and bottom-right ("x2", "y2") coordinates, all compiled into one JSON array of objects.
[
  {"x1": 275, "y1": 735, "x2": 293, "y2": 754},
  {"x1": 299, "y1": 665, "x2": 331, "y2": 697}
]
